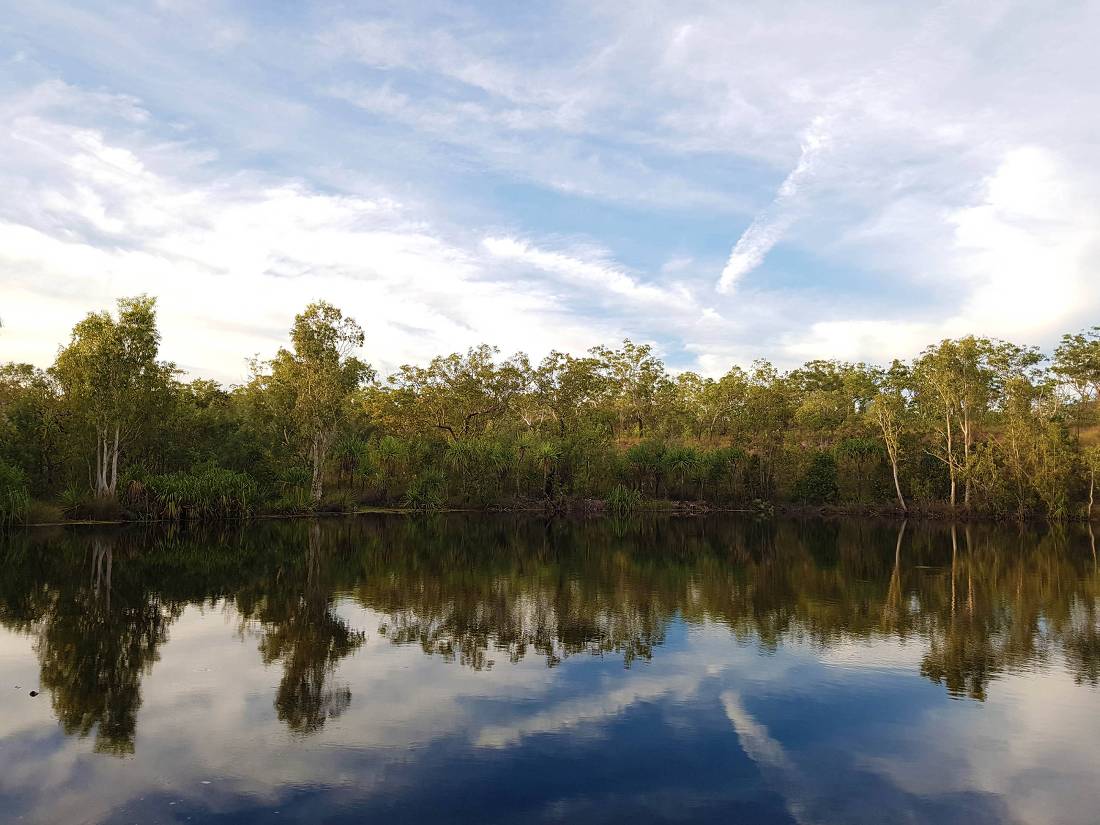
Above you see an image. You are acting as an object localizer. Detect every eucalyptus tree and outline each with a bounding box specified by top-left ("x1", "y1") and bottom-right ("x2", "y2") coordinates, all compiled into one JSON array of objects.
[
  {"x1": 739, "y1": 360, "x2": 793, "y2": 497},
  {"x1": 912, "y1": 337, "x2": 1039, "y2": 509},
  {"x1": 696, "y1": 366, "x2": 750, "y2": 441},
  {"x1": 1052, "y1": 327, "x2": 1100, "y2": 437},
  {"x1": 532, "y1": 350, "x2": 607, "y2": 437},
  {"x1": 1085, "y1": 445, "x2": 1100, "y2": 521},
  {"x1": 0, "y1": 364, "x2": 65, "y2": 494},
  {"x1": 248, "y1": 302, "x2": 372, "y2": 502},
  {"x1": 389, "y1": 345, "x2": 530, "y2": 442},
  {"x1": 787, "y1": 359, "x2": 876, "y2": 447},
  {"x1": 1052, "y1": 327, "x2": 1100, "y2": 402},
  {"x1": 867, "y1": 361, "x2": 912, "y2": 512},
  {"x1": 51, "y1": 296, "x2": 175, "y2": 498},
  {"x1": 589, "y1": 339, "x2": 670, "y2": 438}
]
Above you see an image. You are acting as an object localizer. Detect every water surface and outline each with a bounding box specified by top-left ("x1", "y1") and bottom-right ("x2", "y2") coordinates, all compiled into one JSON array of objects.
[{"x1": 1, "y1": 515, "x2": 1098, "y2": 824}]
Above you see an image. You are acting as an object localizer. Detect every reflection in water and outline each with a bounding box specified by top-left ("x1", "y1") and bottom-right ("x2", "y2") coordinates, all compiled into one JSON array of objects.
[
  {"x1": 0, "y1": 515, "x2": 1099, "y2": 824},
  {"x1": 245, "y1": 522, "x2": 365, "y2": 734},
  {"x1": 19, "y1": 537, "x2": 177, "y2": 754},
  {"x1": 1, "y1": 515, "x2": 1097, "y2": 750}
]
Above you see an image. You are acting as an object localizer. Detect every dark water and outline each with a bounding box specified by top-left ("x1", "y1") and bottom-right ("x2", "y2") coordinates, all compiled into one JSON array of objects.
[{"x1": 0, "y1": 516, "x2": 1098, "y2": 825}]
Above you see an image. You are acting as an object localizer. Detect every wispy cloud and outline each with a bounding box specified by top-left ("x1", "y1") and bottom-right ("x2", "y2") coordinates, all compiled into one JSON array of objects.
[
  {"x1": 717, "y1": 116, "x2": 831, "y2": 292},
  {"x1": 2, "y1": 1, "x2": 1100, "y2": 376},
  {"x1": 482, "y1": 236, "x2": 694, "y2": 309}
]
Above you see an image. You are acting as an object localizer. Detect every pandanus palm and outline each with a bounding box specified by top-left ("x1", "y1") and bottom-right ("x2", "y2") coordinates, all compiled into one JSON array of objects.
[
  {"x1": 664, "y1": 446, "x2": 699, "y2": 499},
  {"x1": 532, "y1": 441, "x2": 561, "y2": 497}
]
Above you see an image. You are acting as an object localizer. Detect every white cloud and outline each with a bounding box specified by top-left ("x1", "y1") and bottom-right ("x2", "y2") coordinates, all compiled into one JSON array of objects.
[
  {"x1": 718, "y1": 116, "x2": 831, "y2": 292},
  {"x1": 3, "y1": 1, "x2": 1100, "y2": 376},
  {"x1": 482, "y1": 236, "x2": 695, "y2": 309},
  {"x1": 0, "y1": 91, "x2": 614, "y2": 381}
]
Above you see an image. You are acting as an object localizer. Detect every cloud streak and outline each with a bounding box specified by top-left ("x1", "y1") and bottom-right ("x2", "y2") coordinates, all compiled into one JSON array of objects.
[{"x1": 718, "y1": 116, "x2": 831, "y2": 292}]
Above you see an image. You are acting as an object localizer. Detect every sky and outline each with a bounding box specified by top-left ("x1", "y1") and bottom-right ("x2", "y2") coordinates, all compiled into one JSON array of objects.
[{"x1": 1, "y1": 1, "x2": 1098, "y2": 384}]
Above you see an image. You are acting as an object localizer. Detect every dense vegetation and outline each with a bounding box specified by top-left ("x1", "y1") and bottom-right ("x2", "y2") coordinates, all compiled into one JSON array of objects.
[{"x1": 1, "y1": 295, "x2": 1098, "y2": 522}]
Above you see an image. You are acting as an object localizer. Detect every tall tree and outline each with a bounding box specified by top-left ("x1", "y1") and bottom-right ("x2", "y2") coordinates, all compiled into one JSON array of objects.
[
  {"x1": 51, "y1": 296, "x2": 173, "y2": 498},
  {"x1": 533, "y1": 351, "x2": 607, "y2": 437},
  {"x1": 1085, "y1": 445, "x2": 1100, "y2": 522},
  {"x1": 868, "y1": 361, "x2": 911, "y2": 512},
  {"x1": 250, "y1": 302, "x2": 371, "y2": 502},
  {"x1": 589, "y1": 340, "x2": 669, "y2": 438}
]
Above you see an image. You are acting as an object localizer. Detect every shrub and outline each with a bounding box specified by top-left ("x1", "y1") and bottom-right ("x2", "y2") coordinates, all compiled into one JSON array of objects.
[
  {"x1": 606, "y1": 483, "x2": 642, "y2": 516},
  {"x1": 25, "y1": 499, "x2": 63, "y2": 524},
  {"x1": 58, "y1": 487, "x2": 123, "y2": 521},
  {"x1": 792, "y1": 452, "x2": 839, "y2": 504},
  {"x1": 124, "y1": 467, "x2": 260, "y2": 520},
  {"x1": 404, "y1": 473, "x2": 444, "y2": 511},
  {"x1": 269, "y1": 487, "x2": 316, "y2": 515},
  {"x1": 0, "y1": 460, "x2": 29, "y2": 527}
]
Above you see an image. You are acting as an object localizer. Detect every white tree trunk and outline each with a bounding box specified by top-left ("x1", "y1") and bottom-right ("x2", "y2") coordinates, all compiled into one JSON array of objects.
[
  {"x1": 310, "y1": 432, "x2": 327, "y2": 503},
  {"x1": 108, "y1": 424, "x2": 120, "y2": 496}
]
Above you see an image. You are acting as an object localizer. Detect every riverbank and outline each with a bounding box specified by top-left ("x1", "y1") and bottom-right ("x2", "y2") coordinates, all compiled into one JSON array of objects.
[{"x1": 11, "y1": 496, "x2": 1098, "y2": 528}]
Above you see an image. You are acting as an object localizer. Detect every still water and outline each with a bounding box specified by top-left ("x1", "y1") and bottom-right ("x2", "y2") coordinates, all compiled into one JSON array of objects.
[{"x1": 0, "y1": 515, "x2": 1097, "y2": 824}]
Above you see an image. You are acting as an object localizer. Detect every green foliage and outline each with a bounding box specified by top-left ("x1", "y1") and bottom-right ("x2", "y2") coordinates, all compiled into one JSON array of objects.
[
  {"x1": 0, "y1": 460, "x2": 29, "y2": 527},
  {"x1": 50, "y1": 295, "x2": 176, "y2": 498},
  {"x1": 123, "y1": 467, "x2": 259, "y2": 520},
  {"x1": 606, "y1": 483, "x2": 642, "y2": 516},
  {"x1": 4, "y1": 298, "x2": 1100, "y2": 521},
  {"x1": 793, "y1": 452, "x2": 839, "y2": 505},
  {"x1": 271, "y1": 487, "x2": 317, "y2": 515},
  {"x1": 404, "y1": 473, "x2": 444, "y2": 511}
]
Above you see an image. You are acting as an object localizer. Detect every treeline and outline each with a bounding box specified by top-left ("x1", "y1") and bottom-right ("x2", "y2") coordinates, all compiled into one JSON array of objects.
[{"x1": 1, "y1": 295, "x2": 1098, "y2": 522}]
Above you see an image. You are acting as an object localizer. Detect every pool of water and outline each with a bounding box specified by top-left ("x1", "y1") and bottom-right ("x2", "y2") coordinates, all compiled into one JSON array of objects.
[{"x1": 0, "y1": 515, "x2": 1097, "y2": 824}]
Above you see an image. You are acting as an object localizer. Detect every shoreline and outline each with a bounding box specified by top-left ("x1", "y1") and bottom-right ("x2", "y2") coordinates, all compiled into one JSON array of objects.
[{"x1": 10, "y1": 501, "x2": 1097, "y2": 528}]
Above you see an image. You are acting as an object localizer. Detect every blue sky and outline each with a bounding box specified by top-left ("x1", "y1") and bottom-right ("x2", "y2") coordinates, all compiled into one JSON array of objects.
[{"x1": 1, "y1": 1, "x2": 1098, "y2": 382}]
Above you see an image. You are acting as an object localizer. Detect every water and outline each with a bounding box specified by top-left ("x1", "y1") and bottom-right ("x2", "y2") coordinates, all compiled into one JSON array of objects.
[{"x1": 0, "y1": 516, "x2": 1097, "y2": 825}]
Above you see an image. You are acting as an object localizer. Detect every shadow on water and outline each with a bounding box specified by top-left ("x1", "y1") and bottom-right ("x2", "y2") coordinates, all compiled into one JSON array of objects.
[{"x1": 1, "y1": 514, "x2": 1098, "y2": 753}]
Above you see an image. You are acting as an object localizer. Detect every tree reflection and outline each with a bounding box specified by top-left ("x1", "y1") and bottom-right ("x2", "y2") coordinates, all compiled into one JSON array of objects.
[
  {"x1": 33, "y1": 536, "x2": 175, "y2": 755},
  {"x1": 241, "y1": 521, "x2": 365, "y2": 734},
  {"x1": 1, "y1": 515, "x2": 1098, "y2": 752}
]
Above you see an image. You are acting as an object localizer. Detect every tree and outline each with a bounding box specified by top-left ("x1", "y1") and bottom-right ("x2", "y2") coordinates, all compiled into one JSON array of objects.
[
  {"x1": 913, "y1": 337, "x2": 1039, "y2": 509},
  {"x1": 1052, "y1": 327, "x2": 1100, "y2": 402},
  {"x1": 387, "y1": 345, "x2": 530, "y2": 442},
  {"x1": 1085, "y1": 445, "x2": 1100, "y2": 521},
  {"x1": 1053, "y1": 327, "x2": 1100, "y2": 438},
  {"x1": 0, "y1": 364, "x2": 65, "y2": 494},
  {"x1": 533, "y1": 351, "x2": 606, "y2": 437},
  {"x1": 868, "y1": 361, "x2": 912, "y2": 512},
  {"x1": 589, "y1": 340, "x2": 669, "y2": 438},
  {"x1": 250, "y1": 302, "x2": 372, "y2": 502},
  {"x1": 51, "y1": 296, "x2": 174, "y2": 498}
]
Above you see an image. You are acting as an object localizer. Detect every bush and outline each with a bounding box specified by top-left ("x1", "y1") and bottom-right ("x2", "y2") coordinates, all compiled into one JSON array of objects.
[
  {"x1": 792, "y1": 452, "x2": 839, "y2": 504},
  {"x1": 25, "y1": 500, "x2": 63, "y2": 524},
  {"x1": 0, "y1": 460, "x2": 29, "y2": 527},
  {"x1": 606, "y1": 483, "x2": 642, "y2": 516},
  {"x1": 124, "y1": 467, "x2": 260, "y2": 520},
  {"x1": 59, "y1": 488, "x2": 123, "y2": 521},
  {"x1": 404, "y1": 473, "x2": 444, "y2": 511},
  {"x1": 269, "y1": 487, "x2": 317, "y2": 515}
]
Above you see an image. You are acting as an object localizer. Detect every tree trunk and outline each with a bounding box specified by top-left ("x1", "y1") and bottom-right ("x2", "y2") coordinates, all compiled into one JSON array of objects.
[
  {"x1": 890, "y1": 457, "x2": 907, "y2": 513},
  {"x1": 108, "y1": 424, "x2": 120, "y2": 496},
  {"x1": 94, "y1": 430, "x2": 104, "y2": 497},
  {"x1": 95, "y1": 428, "x2": 111, "y2": 498},
  {"x1": 310, "y1": 433, "x2": 326, "y2": 503},
  {"x1": 961, "y1": 414, "x2": 971, "y2": 509},
  {"x1": 1088, "y1": 468, "x2": 1095, "y2": 521},
  {"x1": 944, "y1": 411, "x2": 957, "y2": 509}
]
